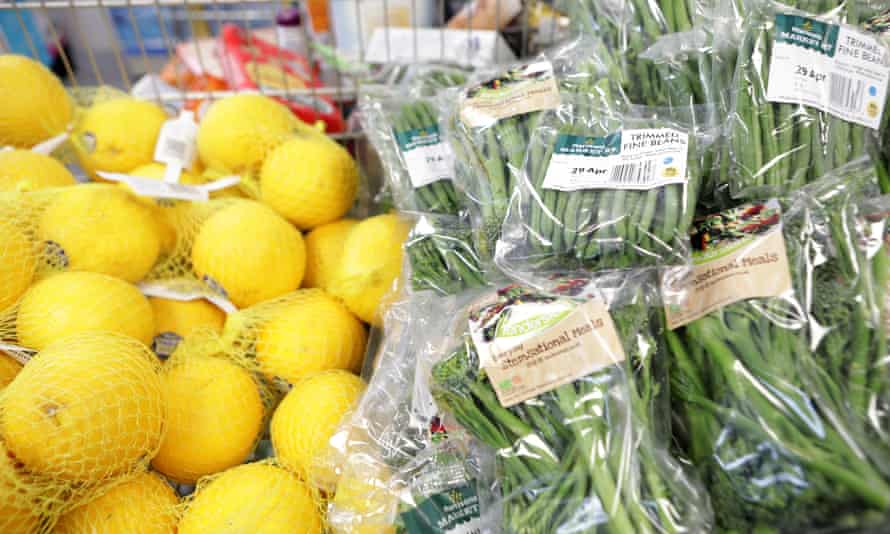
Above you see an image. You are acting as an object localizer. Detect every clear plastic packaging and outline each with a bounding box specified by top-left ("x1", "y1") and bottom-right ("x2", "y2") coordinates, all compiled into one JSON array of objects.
[
  {"x1": 725, "y1": 0, "x2": 890, "y2": 199},
  {"x1": 497, "y1": 99, "x2": 713, "y2": 281},
  {"x1": 359, "y1": 82, "x2": 465, "y2": 215},
  {"x1": 664, "y1": 159, "x2": 890, "y2": 532},
  {"x1": 404, "y1": 213, "x2": 487, "y2": 295},
  {"x1": 427, "y1": 273, "x2": 713, "y2": 533},
  {"x1": 639, "y1": 26, "x2": 742, "y2": 211},
  {"x1": 563, "y1": 0, "x2": 716, "y2": 105},
  {"x1": 443, "y1": 36, "x2": 628, "y2": 262},
  {"x1": 853, "y1": 192, "x2": 890, "y2": 442},
  {"x1": 326, "y1": 295, "x2": 498, "y2": 534}
]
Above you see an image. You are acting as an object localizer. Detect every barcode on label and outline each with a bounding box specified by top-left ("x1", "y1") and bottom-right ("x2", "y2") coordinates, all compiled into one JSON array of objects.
[
  {"x1": 162, "y1": 137, "x2": 188, "y2": 160},
  {"x1": 829, "y1": 73, "x2": 865, "y2": 113},
  {"x1": 609, "y1": 160, "x2": 656, "y2": 185}
]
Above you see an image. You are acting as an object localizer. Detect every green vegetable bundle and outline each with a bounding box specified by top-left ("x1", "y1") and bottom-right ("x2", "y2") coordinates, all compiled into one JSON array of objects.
[
  {"x1": 446, "y1": 36, "x2": 627, "y2": 261},
  {"x1": 405, "y1": 214, "x2": 486, "y2": 295},
  {"x1": 565, "y1": 2, "x2": 742, "y2": 211},
  {"x1": 497, "y1": 96, "x2": 707, "y2": 279},
  {"x1": 360, "y1": 87, "x2": 463, "y2": 215},
  {"x1": 406, "y1": 65, "x2": 469, "y2": 95},
  {"x1": 666, "y1": 164, "x2": 890, "y2": 532},
  {"x1": 726, "y1": 0, "x2": 888, "y2": 199},
  {"x1": 430, "y1": 276, "x2": 712, "y2": 533},
  {"x1": 566, "y1": 0, "x2": 712, "y2": 107}
]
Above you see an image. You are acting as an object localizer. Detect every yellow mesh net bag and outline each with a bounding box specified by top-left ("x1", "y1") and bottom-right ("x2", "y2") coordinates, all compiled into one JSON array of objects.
[
  {"x1": 0, "y1": 184, "x2": 166, "y2": 284},
  {"x1": 222, "y1": 289, "x2": 367, "y2": 388},
  {"x1": 69, "y1": 95, "x2": 168, "y2": 180},
  {"x1": 44, "y1": 85, "x2": 142, "y2": 173},
  {"x1": 147, "y1": 291, "x2": 227, "y2": 359},
  {"x1": 0, "y1": 185, "x2": 209, "y2": 352},
  {"x1": 327, "y1": 213, "x2": 410, "y2": 327},
  {"x1": 0, "y1": 195, "x2": 40, "y2": 315},
  {"x1": 0, "y1": 150, "x2": 76, "y2": 193},
  {"x1": 150, "y1": 328, "x2": 272, "y2": 485},
  {"x1": 177, "y1": 460, "x2": 324, "y2": 534},
  {"x1": 147, "y1": 198, "x2": 305, "y2": 310},
  {"x1": 195, "y1": 93, "x2": 320, "y2": 194},
  {"x1": 53, "y1": 471, "x2": 179, "y2": 534},
  {"x1": 0, "y1": 55, "x2": 74, "y2": 149},
  {"x1": 0, "y1": 438, "x2": 70, "y2": 534},
  {"x1": 269, "y1": 370, "x2": 366, "y2": 490},
  {"x1": 1, "y1": 270, "x2": 155, "y2": 351},
  {"x1": 0, "y1": 332, "x2": 165, "y2": 486},
  {"x1": 257, "y1": 131, "x2": 359, "y2": 230}
]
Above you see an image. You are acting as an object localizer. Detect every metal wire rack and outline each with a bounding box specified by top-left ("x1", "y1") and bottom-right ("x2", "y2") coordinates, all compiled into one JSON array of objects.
[{"x1": 0, "y1": 0, "x2": 565, "y2": 139}]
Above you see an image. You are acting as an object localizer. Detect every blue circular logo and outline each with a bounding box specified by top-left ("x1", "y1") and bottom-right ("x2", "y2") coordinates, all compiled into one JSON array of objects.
[
  {"x1": 869, "y1": 85, "x2": 878, "y2": 97},
  {"x1": 664, "y1": 156, "x2": 674, "y2": 165}
]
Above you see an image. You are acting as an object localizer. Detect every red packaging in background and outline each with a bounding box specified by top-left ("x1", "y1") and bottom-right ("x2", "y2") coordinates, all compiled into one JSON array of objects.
[{"x1": 218, "y1": 25, "x2": 345, "y2": 133}]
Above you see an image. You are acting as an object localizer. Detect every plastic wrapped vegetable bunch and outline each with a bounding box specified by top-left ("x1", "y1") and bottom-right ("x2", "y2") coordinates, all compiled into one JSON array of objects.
[
  {"x1": 726, "y1": 0, "x2": 890, "y2": 199},
  {"x1": 564, "y1": 0, "x2": 711, "y2": 106},
  {"x1": 497, "y1": 96, "x2": 707, "y2": 280},
  {"x1": 326, "y1": 294, "x2": 498, "y2": 534},
  {"x1": 664, "y1": 161, "x2": 890, "y2": 532},
  {"x1": 430, "y1": 274, "x2": 713, "y2": 533},
  {"x1": 446, "y1": 36, "x2": 628, "y2": 262},
  {"x1": 360, "y1": 82, "x2": 465, "y2": 215},
  {"x1": 404, "y1": 213, "x2": 487, "y2": 296}
]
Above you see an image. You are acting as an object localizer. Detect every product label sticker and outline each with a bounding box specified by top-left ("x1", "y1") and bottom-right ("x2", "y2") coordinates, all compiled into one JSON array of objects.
[
  {"x1": 459, "y1": 61, "x2": 560, "y2": 128},
  {"x1": 151, "y1": 332, "x2": 183, "y2": 359},
  {"x1": 766, "y1": 13, "x2": 890, "y2": 129},
  {"x1": 541, "y1": 128, "x2": 690, "y2": 191},
  {"x1": 139, "y1": 279, "x2": 237, "y2": 313},
  {"x1": 395, "y1": 124, "x2": 455, "y2": 188},
  {"x1": 400, "y1": 482, "x2": 482, "y2": 534},
  {"x1": 155, "y1": 115, "x2": 197, "y2": 169},
  {"x1": 98, "y1": 172, "x2": 240, "y2": 202},
  {"x1": 662, "y1": 199, "x2": 793, "y2": 330},
  {"x1": 468, "y1": 286, "x2": 626, "y2": 408}
]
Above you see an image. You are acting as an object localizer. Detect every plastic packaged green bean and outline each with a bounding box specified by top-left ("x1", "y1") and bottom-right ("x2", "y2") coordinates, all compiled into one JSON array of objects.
[
  {"x1": 725, "y1": 0, "x2": 890, "y2": 199},
  {"x1": 664, "y1": 159, "x2": 890, "y2": 532},
  {"x1": 427, "y1": 272, "x2": 713, "y2": 533},
  {"x1": 360, "y1": 84, "x2": 465, "y2": 215},
  {"x1": 443, "y1": 36, "x2": 627, "y2": 262},
  {"x1": 497, "y1": 97, "x2": 714, "y2": 280},
  {"x1": 404, "y1": 213, "x2": 487, "y2": 296}
]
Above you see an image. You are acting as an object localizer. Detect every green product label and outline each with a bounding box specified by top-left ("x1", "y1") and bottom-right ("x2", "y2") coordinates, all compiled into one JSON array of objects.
[
  {"x1": 399, "y1": 483, "x2": 480, "y2": 534},
  {"x1": 553, "y1": 132, "x2": 622, "y2": 157},
  {"x1": 774, "y1": 13, "x2": 839, "y2": 55},
  {"x1": 395, "y1": 125, "x2": 442, "y2": 152}
]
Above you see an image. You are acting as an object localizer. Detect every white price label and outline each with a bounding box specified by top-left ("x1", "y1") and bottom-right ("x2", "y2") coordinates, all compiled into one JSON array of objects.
[
  {"x1": 396, "y1": 125, "x2": 454, "y2": 188},
  {"x1": 542, "y1": 128, "x2": 689, "y2": 192},
  {"x1": 154, "y1": 110, "x2": 199, "y2": 183},
  {"x1": 98, "y1": 172, "x2": 240, "y2": 202},
  {"x1": 139, "y1": 279, "x2": 237, "y2": 313},
  {"x1": 766, "y1": 13, "x2": 890, "y2": 129}
]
